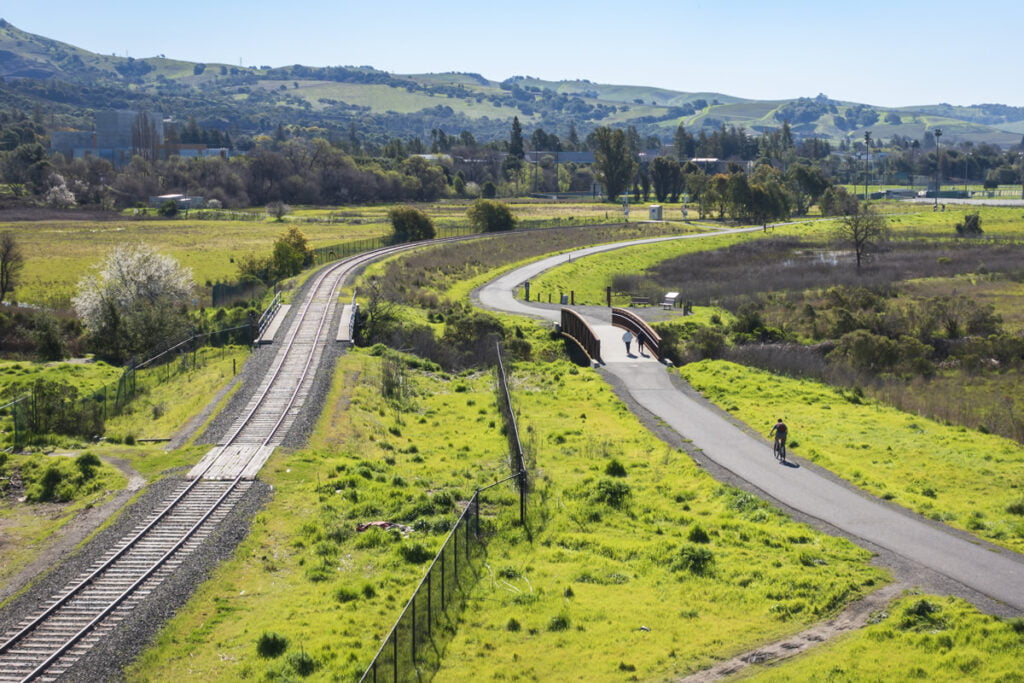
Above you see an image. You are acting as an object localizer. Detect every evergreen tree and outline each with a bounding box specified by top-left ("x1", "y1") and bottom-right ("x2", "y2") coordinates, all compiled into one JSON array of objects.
[{"x1": 508, "y1": 117, "x2": 524, "y2": 160}]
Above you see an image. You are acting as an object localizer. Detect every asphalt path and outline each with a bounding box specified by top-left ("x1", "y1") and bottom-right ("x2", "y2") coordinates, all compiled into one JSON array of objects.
[{"x1": 475, "y1": 231, "x2": 1024, "y2": 615}]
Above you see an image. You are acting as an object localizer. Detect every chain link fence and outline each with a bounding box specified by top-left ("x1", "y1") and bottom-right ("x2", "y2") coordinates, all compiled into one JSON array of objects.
[{"x1": 360, "y1": 346, "x2": 527, "y2": 681}]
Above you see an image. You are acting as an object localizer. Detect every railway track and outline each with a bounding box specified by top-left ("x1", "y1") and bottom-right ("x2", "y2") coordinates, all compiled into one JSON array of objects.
[{"x1": 0, "y1": 241, "x2": 428, "y2": 681}]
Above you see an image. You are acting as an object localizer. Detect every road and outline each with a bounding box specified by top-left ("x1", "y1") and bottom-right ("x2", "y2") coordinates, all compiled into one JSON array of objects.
[{"x1": 475, "y1": 233, "x2": 1024, "y2": 615}]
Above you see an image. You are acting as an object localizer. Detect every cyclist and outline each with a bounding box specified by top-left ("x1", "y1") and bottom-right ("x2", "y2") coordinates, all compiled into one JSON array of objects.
[{"x1": 769, "y1": 418, "x2": 788, "y2": 460}]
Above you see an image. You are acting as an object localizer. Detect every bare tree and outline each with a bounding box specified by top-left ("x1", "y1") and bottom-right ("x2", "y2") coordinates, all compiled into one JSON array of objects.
[
  {"x1": 0, "y1": 231, "x2": 24, "y2": 304},
  {"x1": 836, "y1": 203, "x2": 888, "y2": 270}
]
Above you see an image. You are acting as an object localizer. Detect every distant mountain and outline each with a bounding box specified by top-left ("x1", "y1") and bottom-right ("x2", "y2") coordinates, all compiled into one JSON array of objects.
[{"x1": 2, "y1": 19, "x2": 1022, "y2": 148}]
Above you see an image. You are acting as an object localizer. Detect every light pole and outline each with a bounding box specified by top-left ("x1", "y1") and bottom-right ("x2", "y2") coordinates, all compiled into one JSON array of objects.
[
  {"x1": 864, "y1": 131, "x2": 871, "y2": 201},
  {"x1": 933, "y1": 128, "x2": 942, "y2": 207},
  {"x1": 963, "y1": 153, "x2": 970, "y2": 195}
]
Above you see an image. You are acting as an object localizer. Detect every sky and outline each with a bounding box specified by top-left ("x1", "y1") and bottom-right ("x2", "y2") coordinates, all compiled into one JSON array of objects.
[{"x1": 3, "y1": 0, "x2": 1023, "y2": 108}]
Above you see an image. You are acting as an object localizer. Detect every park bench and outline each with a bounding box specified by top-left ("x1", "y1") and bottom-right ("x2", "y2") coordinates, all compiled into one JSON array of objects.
[{"x1": 630, "y1": 296, "x2": 650, "y2": 307}]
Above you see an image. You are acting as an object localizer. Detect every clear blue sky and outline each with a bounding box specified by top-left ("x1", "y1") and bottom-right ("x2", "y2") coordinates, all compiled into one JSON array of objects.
[{"x1": 4, "y1": 0, "x2": 1023, "y2": 107}]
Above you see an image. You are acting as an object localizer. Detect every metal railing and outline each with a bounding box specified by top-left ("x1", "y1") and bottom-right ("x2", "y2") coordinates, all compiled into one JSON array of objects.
[
  {"x1": 560, "y1": 308, "x2": 601, "y2": 362},
  {"x1": 360, "y1": 348, "x2": 528, "y2": 681},
  {"x1": 611, "y1": 307, "x2": 662, "y2": 359}
]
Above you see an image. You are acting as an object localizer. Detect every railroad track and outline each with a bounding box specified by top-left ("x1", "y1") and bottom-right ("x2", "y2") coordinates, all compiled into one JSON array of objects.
[{"x1": 0, "y1": 241, "x2": 429, "y2": 681}]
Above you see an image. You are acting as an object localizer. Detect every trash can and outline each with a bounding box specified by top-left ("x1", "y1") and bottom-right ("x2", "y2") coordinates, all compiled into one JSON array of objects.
[
  {"x1": 560, "y1": 294, "x2": 569, "y2": 305},
  {"x1": 649, "y1": 205, "x2": 663, "y2": 220}
]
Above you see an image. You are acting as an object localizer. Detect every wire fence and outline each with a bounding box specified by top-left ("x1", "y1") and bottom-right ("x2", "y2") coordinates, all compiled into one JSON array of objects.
[
  {"x1": 360, "y1": 347, "x2": 527, "y2": 682},
  {"x1": 4, "y1": 323, "x2": 253, "y2": 447}
]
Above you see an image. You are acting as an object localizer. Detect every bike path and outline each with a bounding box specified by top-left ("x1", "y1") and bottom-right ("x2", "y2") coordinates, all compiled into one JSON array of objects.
[{"x1": 475, "y1": 238, "x2": 1024, "y2": 613}]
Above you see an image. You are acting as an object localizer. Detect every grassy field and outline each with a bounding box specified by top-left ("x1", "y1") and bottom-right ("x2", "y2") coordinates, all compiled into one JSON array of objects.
[
  {"x1": 678, "y1": 360, "x2": 1024, "y2": 554},
  {"x1": 129, "y1": 349, "x2": 886, "y2": 681},
  {"x1": 743, "y1": 594, "x2": 1024, "y2": 681},
  {"x1": 127, "y1": 350, "x2": 514, "y2": 680},
  {"x1": 0, "y1": 451, "x2": 127, "y2": 592},
  {"x1": 2, "y1": 201, "x2": 660, "y2": 307}
]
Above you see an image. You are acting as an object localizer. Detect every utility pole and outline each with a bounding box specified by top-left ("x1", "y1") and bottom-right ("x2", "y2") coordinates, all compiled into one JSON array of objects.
[
  {"x1": 933, "y1": 128, "x2": 942, "y2": 207},
  {"x1": 864, "y1": 131, "x2": 871, "y2": 201}
]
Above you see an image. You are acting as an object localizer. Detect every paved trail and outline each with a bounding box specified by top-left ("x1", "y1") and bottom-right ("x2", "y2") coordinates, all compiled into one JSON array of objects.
[{"x1": 476, "y1": 233, "x2": 1024, "y2": 615}]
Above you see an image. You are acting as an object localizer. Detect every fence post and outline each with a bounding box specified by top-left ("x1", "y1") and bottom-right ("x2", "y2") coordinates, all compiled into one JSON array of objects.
[
  {"x1": 392, "y1": 628, "x2": 398, "y2": 683},
  {"x1": 519, "y1": 470, "x2": 526, "y2": 525},
  {"x1": 411, "y1": 593, "x2": 416, "y2": 672}
]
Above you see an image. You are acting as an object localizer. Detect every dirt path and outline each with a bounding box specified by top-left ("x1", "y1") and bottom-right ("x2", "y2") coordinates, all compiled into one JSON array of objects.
[
  {"x1": 0, "y1": 456, "x2": 146, "y2": 605},
  {"x1": 679, "y1": 583, "x2": 905, "y2": 681}
]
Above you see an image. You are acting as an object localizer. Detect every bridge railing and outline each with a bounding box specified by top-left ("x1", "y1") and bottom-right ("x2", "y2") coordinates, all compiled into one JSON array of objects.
[
  {"x1": 611, "y1": 307, "x2": 662, "y2": 359},
  {"x1": 560, "y1": 308, "x2": 601, "y2": 362}
]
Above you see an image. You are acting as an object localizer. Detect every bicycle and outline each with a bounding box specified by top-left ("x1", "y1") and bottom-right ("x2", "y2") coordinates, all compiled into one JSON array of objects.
[{"x1": 772, "y1": 437, "x2": 786, "y2": 462}]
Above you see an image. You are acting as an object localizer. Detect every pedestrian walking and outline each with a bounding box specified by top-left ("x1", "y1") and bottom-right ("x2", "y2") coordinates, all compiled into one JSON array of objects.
[
  {"x1": 637, "y1": 331, "x2": 646, "y2": 356},
  {"x1": 622, "y1": 330, "x2": 633, "y2": 355}
]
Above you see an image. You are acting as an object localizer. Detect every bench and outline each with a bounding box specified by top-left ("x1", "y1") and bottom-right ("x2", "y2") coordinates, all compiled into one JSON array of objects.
[{"x1": 629, "y1": 296, "x2": 650, "y2": 307}]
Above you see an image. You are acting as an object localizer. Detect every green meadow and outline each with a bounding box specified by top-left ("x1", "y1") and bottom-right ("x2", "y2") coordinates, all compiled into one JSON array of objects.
[
  {"x1": 129, "y1": 349, "x2": 886, "y2": 681},
  {"x1": 5, "y1": 202, "x2": 1024, "y2": 679},
  {"x1": 679, "y1": 360, "x2": 1024, "y2": 554},
  {"x1": 743, "y1": 594, "x2": 1024, "y2": 681}
]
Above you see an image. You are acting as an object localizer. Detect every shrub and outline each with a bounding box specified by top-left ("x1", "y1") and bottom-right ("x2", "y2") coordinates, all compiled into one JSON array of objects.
[
  {"x1": 467, "y1": 199, "x2": 517, "y2": 232},
  {"x1": 955, "y1": 212, "x2": 983, "y2": 236},
  {"x1": 76, "y1": 452, "x2": 101, "y2": 479},
  {"x1": 687, "y1": 525, "x2": 711, "y2": 544},
  {"x1": 398, "y1": 542, "x2": 433, "y2": 564},
  {"x1": 388, "y1": 206, "x2": 436, "y2": 242},
  {"x1": 158, "y1": 199, "x2": 178, "y2": 217},
  {"x1": 671, "y1": 544, "x2": 715, "y2": 576},
  {"x1": 1006, "y1": 500, "x2": 1024, "y2": 516},
  {"x1": 288, "y1": 650, "x2": 317, "y2": 676},
  {"x1": 335, "y1": 586, "x2": 359, "y2": 603},
  {"x1": 591, "y1": 478, "x2": 631, "y2": 508},
  {"x1": 256, "y1": 631, "x2": 288, "y2": 658},
  {"x1": 547, "y1": 613, "x2": 570, "y2": 631},
  {"x1": 604, "y1": 459, "x2": 627, "y2": 477},
  {"x1": 506, "y1": 618, "x2": 521, "y2": 632}
]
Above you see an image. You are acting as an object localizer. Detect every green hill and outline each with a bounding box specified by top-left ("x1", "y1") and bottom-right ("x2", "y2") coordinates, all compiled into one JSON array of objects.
[{"x1": 1, "y1": 19, "x2": 1022, "y2": 148}]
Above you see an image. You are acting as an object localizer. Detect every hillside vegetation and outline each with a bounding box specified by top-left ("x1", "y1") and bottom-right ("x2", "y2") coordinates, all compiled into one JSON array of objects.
[{"x1": 1, "y1": 20, "x2": 1022, "y2": 147}]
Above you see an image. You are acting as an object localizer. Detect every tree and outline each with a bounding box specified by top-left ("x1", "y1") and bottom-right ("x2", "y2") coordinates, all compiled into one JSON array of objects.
[
  {"x1": 267, "y1": 200, "x2": 290, "y2": 221},
  {"x1": 388, "y1": 206, "x2": 436, "y2": 242},
  {"x1": 650, "y1": 157, "x2": 681, "y2": 203},
  {"x1": 271, "y1": 226, "x2": 313, "y2": 279},
  {"x1": 0, "y1": 231, "x2": 24, "y2": 304},
  {"x1": 836, "y1": 203, "x2": 888, "y2": 270},
  {"x1": 73, "y1": 245, "x2": 195, "y2": 362},
  {"x1": 467, "y1": 200, "x2": 516, "y2": 232},
  {"x1": 508, "y1": 117, "x2": 524, "y2": 160},
  {"x1": 591, "y1": 127, "x2": 636, "y2": 203}
]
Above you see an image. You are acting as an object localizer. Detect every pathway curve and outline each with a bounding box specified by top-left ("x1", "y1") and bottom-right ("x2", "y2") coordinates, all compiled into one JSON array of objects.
[{"x1": 475, "y1": 232, "x2": 1024, "y2": 615}]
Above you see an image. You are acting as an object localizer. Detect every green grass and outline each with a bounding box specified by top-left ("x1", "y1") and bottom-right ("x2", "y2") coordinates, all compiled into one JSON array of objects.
[
  {"x1": 0, "y1": 451, "x2": 126, "y2": 593},
  {"x1": 527, "y1": 229, "x2": 766, "y2": 306},
  {"x1": 1, "y1": 217, "x2": 387, "y2": 307},
  {"x1": 885, "y1": 205, "x2": 1024, "y2": 237},
  {"x1": 127, "y1": 350, "x2": 513, "y2": 680},
  {"x1": 129, "y1": 348, "x2": 886, "y2": 680},
  {"x1": 678, "y1": 360, "x2": 1024, "y2": 553},
  {"x1": 0, "y1": 358, "x2": 123, "y2": 396},
  {"x1": 434, "y1": 358, "x2": 884, "y2": 680},
  {"x1": 103, "y1": 346, "x2": 249, "y2": 444},
  {"x1": 742, "y1": 594, "x2": 1024, "y2": 681}
]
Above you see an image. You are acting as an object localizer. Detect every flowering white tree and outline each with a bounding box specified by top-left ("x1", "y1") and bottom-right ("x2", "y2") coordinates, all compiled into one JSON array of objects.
[
  {"x1": 73, "y1": 244, "x2": 194, "y2": 362},
  {"x1": 44, "y1": 173, "x2": 76, "y2": 208}
]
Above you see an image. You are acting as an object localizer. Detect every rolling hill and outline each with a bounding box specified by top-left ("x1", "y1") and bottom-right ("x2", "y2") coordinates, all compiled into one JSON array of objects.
[{"x1": 1, "y1": 18, "x2": 1022, "y2": 148}]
